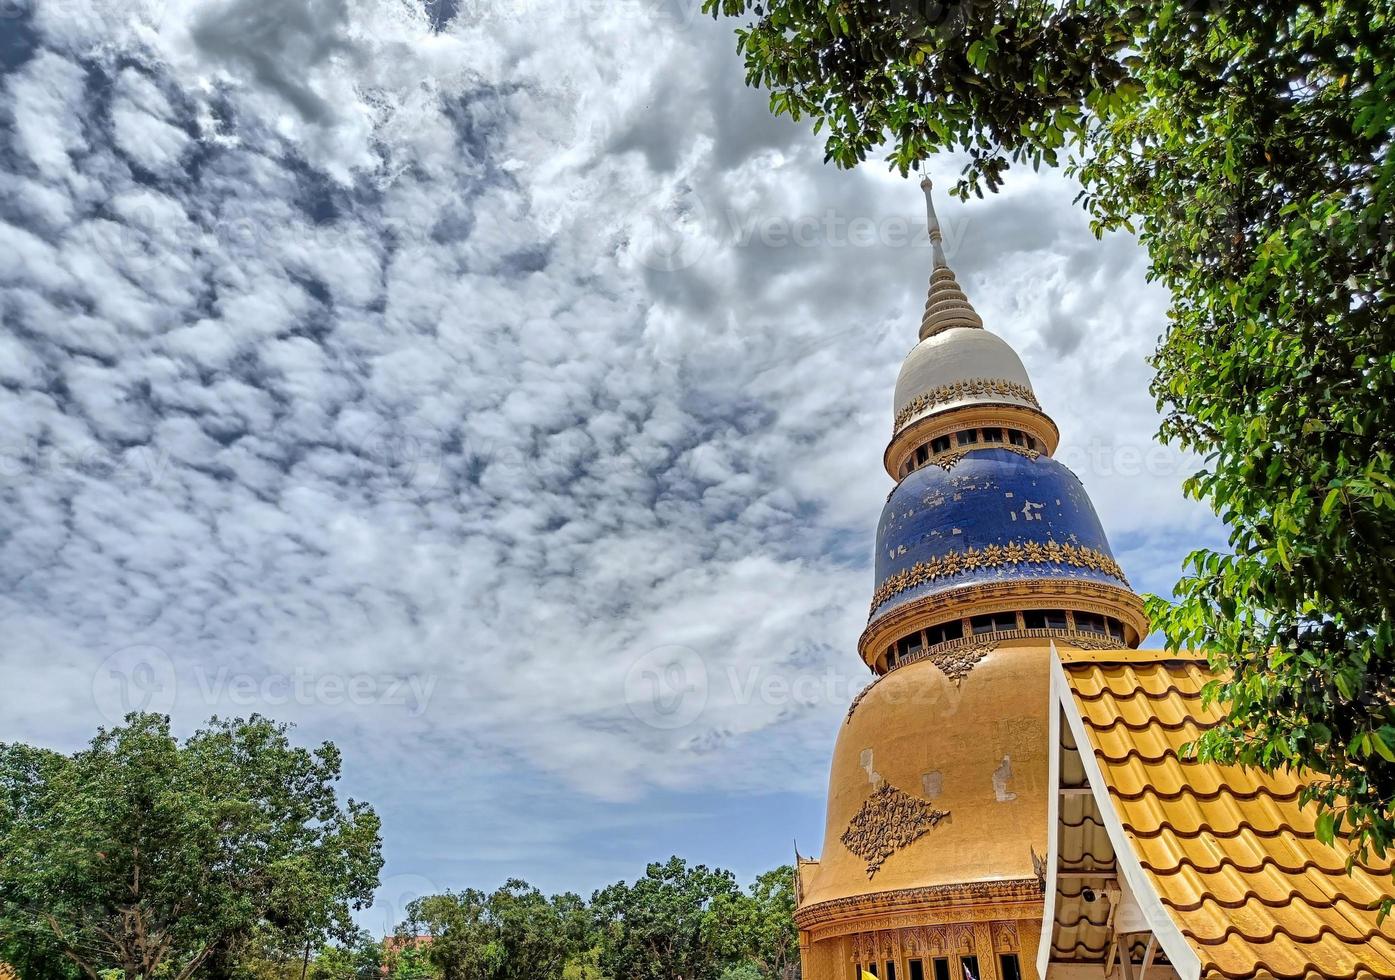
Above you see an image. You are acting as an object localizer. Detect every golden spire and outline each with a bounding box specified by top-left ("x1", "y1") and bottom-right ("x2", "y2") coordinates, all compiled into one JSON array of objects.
[{"x1": 918, "y1": 176, "x2": 983, "y2": 340}]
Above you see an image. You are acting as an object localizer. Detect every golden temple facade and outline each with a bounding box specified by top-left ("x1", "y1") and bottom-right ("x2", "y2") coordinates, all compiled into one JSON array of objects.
[{"x1": 793, "y1": 180, "x2": 1395, "y2": 980}]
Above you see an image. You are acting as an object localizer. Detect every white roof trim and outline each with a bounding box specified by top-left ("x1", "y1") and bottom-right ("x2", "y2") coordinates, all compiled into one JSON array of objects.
[
  {"x1": 1037, "y1": 662, "x2": 1063, "y2": 980},
  {"x1": 1047, "y1": 643, "x2": 1202, "y2": 980}
]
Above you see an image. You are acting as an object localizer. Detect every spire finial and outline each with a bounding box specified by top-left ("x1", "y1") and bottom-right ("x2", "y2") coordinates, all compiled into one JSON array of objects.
[
  {"x1": 920, "y1": 175, "x2": 947, "y2": 270},
  {"x1": 915, "y1": 174, "x2": 983, "y2": 340}
]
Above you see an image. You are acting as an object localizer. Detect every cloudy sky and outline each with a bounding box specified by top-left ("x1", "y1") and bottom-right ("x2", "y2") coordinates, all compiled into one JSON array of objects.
[{"x1": 0, "y1": 0, "x2": 1222, "y2": 929}]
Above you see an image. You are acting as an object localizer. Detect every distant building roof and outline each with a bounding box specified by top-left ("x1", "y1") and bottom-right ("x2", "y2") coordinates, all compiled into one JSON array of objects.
[{"x1": 1043, "y1": 646, "x2": 1395, "y2": 980}]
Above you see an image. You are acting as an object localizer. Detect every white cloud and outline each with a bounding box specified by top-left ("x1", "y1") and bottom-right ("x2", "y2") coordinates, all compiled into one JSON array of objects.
[{"x1": 0, "y1": 0, "x2": 1218, "y2": 904}]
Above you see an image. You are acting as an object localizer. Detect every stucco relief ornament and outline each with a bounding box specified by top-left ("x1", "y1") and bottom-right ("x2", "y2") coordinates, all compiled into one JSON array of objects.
[
  {"x1": 930, "y1": 639, "x2": 995, "y2": 685},
  {"x1": 841, "y1": 783, "x2": 950, "y2": 879}
]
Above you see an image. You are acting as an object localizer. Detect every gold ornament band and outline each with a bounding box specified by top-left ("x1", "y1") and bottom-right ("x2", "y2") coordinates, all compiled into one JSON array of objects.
[
  {"x1": 870, "y1": 540, "x2": 1129, "y2": 616},
  {"x1": 894, "y1": 377, "x2": 1041, "y2": 433}
]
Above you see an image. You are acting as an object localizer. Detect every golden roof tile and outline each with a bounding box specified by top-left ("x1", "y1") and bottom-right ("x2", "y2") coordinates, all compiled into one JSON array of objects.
[{"x1": 1056, "y1": 648, "x2": 1395, "y2": 980}]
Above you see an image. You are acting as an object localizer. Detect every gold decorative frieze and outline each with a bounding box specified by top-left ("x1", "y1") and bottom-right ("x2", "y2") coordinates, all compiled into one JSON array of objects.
[
  {"x1": 870, "y1": 540, "x2": 1129, "y2": 615},
  {"x1": 794, "y1": 877, "x2": 1044, "y2": 933},
  {"x1": 841, "y1": 784, "x2": 950, "y2": 879},
  {"x1": 1062, "y1": 633, "x2": 1128, "y2": 651},
  {"x1": 858, "y1": 579, "x2": 1148, "y2": 672},
  {"x1": 894, "y1": 378, "x2": 1041, "y2": 433}
]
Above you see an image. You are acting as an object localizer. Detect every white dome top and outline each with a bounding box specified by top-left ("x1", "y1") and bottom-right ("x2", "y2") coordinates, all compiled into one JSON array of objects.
[{"x1": 893, "y1": 327, "x2": 1038, "y2": 432}]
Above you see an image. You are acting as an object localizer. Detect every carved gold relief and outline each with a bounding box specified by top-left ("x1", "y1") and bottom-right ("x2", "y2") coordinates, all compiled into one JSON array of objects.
[
  {"x1": 930, "y1": 639, "x2": 995, "y2": 684},
  {"x1": 1061, "y1": 633, "x2": 1128, "y2": 651},
  {"x1": 894, "y1": 378, "x2": 1042, "y2": 434},
  {"x1": 841, "y1": 784, "x2": 950, "y2": 879},
  {"x1": 870, "y1": 540, "x2": 1129, "y2": 615}
]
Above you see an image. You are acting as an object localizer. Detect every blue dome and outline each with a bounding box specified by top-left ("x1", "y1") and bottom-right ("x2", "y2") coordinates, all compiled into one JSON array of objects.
[{"x1": 871, "y1": 448, "x2": 1128, "y2": 621}]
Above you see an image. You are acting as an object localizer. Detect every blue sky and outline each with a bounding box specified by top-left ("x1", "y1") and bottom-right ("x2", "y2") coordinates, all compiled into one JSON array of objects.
[{"x1": 0, "y1": 0, "x2": 1222, "y2": 929}]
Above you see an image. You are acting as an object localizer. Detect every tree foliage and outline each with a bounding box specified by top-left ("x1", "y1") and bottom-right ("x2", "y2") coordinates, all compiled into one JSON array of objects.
[
  {"x1": 393, "y1": 860, "x2": 797, "y2": 980},
  {"x1": 0, "y1": 713, "x2": 383, "y2": 980},
  {"x1": 397, "y1": 881, "x2": 593, "y2": 980},
  {"x1": 591, "y1": 857, "x2": 745, "y2": 980},
  {"x1": 705, "y1": 0, "x2": 1395, "y2": 902}
]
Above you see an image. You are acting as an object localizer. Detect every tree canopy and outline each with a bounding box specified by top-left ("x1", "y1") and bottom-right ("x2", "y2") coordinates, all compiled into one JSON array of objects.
[
  {"x1": 704, "y1": 0, "x2": 1395, "y2": 902},
  {"x1": 0, "y1": 713, "x2": 383, "y2": 980}
]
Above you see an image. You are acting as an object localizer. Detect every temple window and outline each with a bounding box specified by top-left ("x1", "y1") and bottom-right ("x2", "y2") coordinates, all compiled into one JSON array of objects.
[
  {"x1": 896, "y1": 632, "x2": 924, "y2": 658},
  {"x1": 956, "y1": 429, "x2": 979, "y2": 446},
  {"x1": 971, "y1": 612, "x2": 1017, "y2": 635},
  {"x1": 1023, "y1": 609, "x2": 1069, "y2": 630},
  {"x1": 981, "y1": 427, "x2": 1003, "y2": 443},
  {"x1": 998, "y1": 955, "x2": 1022, "y2": 980},
  {"x1": 959, "y1": 956, "x2": 980, "y2": 980},
  {"x1": 867, "y1": 964, "x2": 878, "y2": 977},
  {"x1": 884, "y1": 962, "x2": 897, "y2": 980},
  {"x1": 926, "y1": 620, "x2": 963, "y2": 645},
  {"x1": 908, "y1": 960, "x2": 924, "y2": 980},
  {"x1": 1107, "y1": 618, "x2": 1126, "y2": 641},
  {"x1": 916, "y1": 445, "x2": 929, "y2": 465},
  {"x1": 1074, "y1": 612, "x2": 1107, "y2": 634},
  {"x1": 931, "y1": 435, "x2": 952, "y2": 454},
  {"x1": 1008, "y1": 429, "x2": 1025, "y2": 446},
  {"x1": 931, "y1": 960, "x2": 950, "y2": 980}
]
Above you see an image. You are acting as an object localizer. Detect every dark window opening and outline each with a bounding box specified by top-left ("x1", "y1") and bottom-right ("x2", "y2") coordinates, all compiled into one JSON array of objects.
[
  {"x1": 972, "y1": 612, "x2": 1017, "y2": 635},
  {"x1": 959, "y1": 957, "x2": 979, "y2": 980},
  {"x1": 1008, "y1": 429, "x2": 1025, "y2": 446},
  {"x1": 931, "y1": 960, "x2": 951, "y2": 980},
  {"x1": 998, "y1": 954, "x2": 1022, "y2": 980},
  {"x1": 926, "y1": 620, "x2": 964, "y2": 645},
  {"x1": 956, "y1": 429, "x2": 979, "y2": 446},
  {"x1": 1107, "y1": 618, "x2": 1126, "y2": 641},
  {"x1": 916, "y1": 445, "x2": 929, "y2": 465},
  {"x1": 1023, "y1": 609, "x2": 1069, "y2": 630},
  {"x1": 868, "y1": 964, "x2": 878, "y2": 977},
  {"x1": 1074, "y1": 612, "x2": 1106, "y2": 634},
  {"x1": 909, "y1": 960, "x2": 924, "y2": 980},
  {"x1": 885, "y1": 962, "x2": 896, "y2": 980},
  {"x1": 885, "y1": 650, "x2": 898, "y2": 669},
  {"x1": 897, "y1": 632, "x2": 924, "y2": 658},
  {"x1": 981, "y1": 427, "x2": 1003, "y2": 443},
  {"x1": 1026, "y1": 435, "x2": 1038, "y2": 450},
  {"x1": 931, "y1": 436, "x2": 952, "y2": 454}
]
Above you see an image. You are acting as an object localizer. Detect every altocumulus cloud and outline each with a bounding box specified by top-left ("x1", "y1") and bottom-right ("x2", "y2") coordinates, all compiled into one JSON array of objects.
[{"x1": 0, "y1": 0, "x2": 1218, "y2": 900}]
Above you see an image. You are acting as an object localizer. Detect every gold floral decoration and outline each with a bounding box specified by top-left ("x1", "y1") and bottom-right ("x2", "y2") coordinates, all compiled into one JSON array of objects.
[
  {"x1": 870, "y1": 540, "x2": 1129, "y2": 615},
  {"x1": 894, "y1": 378, "x2": 1041, "y2": 433},
  {"x1": 929, "y1": 639, "x2": 996, "y2": 684},
  {"x1": 841, "y1": 783, "x2": 950, "y2": 879}
]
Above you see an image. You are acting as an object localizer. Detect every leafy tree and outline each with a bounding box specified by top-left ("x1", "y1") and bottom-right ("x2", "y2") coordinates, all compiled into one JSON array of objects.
[
  {"x1": 591, "y1": 857, "x2": 744, "y2": 980},
  {"x1": 733, "y1": 867, "x2": 798, "y2": 980},
  {"x1": 398, "y1": 881, "x2": 590, "y2": 980},
  {"x1": 311, "y1": 932, "x2": 384, "y2": 980},
  {"x1": 705, "y1": 0, "x2": 1395, "y2": 901},
  {"x1": 0, "y1": 713, "x2": 383, "y2": 980}
]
